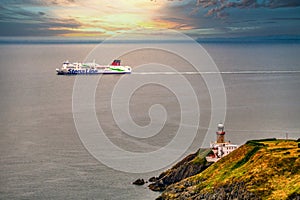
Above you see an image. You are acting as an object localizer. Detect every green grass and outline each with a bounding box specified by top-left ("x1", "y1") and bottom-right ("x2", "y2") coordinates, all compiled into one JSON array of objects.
[
  {"x1": 232, "y1": 145, "x2": 261, "y2": 170},
  {"x1": 162, "y1": 139, "x2": 300, "y2": 200}
]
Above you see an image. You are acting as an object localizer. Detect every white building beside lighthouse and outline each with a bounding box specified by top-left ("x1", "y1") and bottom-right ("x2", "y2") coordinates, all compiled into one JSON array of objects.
[{"x1": 206, "y1": 123, "x2": 239, "y2": 162}]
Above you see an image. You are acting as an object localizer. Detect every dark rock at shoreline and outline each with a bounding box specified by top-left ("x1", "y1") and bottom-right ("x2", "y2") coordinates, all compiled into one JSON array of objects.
[
  {"x1": 149, "y1": 180, "x2": 166, "y2": 191},
  {"x1": 148, "y1": 149, "x2": 212, "y2": 192},
  {"x1": 132, "y1": 178, "x2": 145, "y2": 185},
  {"x1": 149, "y1": 177, "x2": 159, "y2": 182},
  {"x1": 288, "y1": 192, "x2": 300, "y2": 200}
]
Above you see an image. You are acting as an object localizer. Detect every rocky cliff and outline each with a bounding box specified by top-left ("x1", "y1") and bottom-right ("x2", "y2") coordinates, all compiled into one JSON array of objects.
[
  {"x1": 148, "y1": 149, "x2": 213, "y2": 191},
  {"x1": 158, "y1": 139, "x2": 300, "y2": 200}
]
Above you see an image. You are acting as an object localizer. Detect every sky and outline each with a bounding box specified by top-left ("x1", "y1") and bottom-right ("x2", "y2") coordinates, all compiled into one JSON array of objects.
[{"x1": 0, "y1": 0, "x2": 300, "y2": 38}]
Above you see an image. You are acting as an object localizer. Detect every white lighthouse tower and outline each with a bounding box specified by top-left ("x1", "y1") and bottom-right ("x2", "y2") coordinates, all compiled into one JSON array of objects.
[{"x1": 206, "y1": 123, "x2": 239, "y2": 162}]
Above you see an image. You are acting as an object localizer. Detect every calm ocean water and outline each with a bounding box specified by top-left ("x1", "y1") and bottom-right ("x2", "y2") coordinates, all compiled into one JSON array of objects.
[{"x1": 0, "y1": 42, "x2": 299, "y2": 199}]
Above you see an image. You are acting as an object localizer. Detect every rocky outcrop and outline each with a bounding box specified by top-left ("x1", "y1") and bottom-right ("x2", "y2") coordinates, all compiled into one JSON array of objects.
[
  {"x1": 148, "y1": 149, "x2": 212, "y2": 191},
  {"x1": 149, "y1": 177, "x2": 159, "y2": 182},
  {"x1": 288, "y1": 192, "x2": 300, "y2": 200},
  {"x1": 132, "y1": 178, "x2": 145, "y2": 185}
]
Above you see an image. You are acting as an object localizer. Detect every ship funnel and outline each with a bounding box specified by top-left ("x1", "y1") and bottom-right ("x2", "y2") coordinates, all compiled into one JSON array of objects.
[{"x1": 111, "y1": 60, "x2": 121, "y2": 66}]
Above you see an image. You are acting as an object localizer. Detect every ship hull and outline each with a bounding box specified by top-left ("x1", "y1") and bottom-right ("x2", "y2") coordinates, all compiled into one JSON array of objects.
[
  {"x1": 56, "y1": 71, "x2": 131, "y2": 75},
  {"x1": 56, "y1": 68, "x2": 131, "y2": 75}
]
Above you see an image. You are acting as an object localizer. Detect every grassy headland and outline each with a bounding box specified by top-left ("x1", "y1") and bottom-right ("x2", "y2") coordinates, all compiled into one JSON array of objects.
[{"x1": 158, "y1": 139, "x2": 300, "y2": 200}]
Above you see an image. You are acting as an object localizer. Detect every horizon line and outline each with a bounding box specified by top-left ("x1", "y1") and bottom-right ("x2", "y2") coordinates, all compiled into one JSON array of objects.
[{"x1": 0, "y1": 35, "x2": 300, "y2": 45}]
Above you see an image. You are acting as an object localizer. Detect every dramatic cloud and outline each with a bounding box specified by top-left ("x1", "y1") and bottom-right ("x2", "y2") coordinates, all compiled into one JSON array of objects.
[
  {"x1": 155, "y1": 0, "x2": 300, "y2": 38},
  {"x1": 196, "y1": 0, "x2": 300, "y2": 18},
  {"x1": 0, "y1": 3, "x2": 84, "y2": 36}
]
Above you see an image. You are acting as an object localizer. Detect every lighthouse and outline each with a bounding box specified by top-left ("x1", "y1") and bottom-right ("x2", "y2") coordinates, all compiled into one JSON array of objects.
[
  {"x1": 216, "y1": 123, "x2": 225, "y2": 143},
  {"x1": 206, "y1": 123, "x2": 239, "y2": 162}
]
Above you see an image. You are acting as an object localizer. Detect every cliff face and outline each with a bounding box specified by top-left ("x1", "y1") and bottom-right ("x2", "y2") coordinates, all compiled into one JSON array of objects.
[
  {"x1": 158, "y1": 139, "x2": 300, "y2": 200},
  {"x1": 149, "y1": 149, "x2": 213, "y2": 191}
]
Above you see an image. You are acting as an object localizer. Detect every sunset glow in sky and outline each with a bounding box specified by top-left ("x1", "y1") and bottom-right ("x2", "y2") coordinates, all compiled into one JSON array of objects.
[
  {"x1": 1, "y1": 0, "x2": 300, "y2": 38},
  {"x1": 49, "y1": 0, "x2": 172, "y2": 36}
]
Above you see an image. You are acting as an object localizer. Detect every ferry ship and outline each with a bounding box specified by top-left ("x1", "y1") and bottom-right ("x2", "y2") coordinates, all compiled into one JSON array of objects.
[{"x1": 56, "y1": 60, "x2": 131, "y2": 75}]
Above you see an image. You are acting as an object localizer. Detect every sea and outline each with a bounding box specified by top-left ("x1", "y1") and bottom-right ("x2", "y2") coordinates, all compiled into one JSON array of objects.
[{"x1": 0, "y1": 40, "x2": 299, "y2": 199}]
